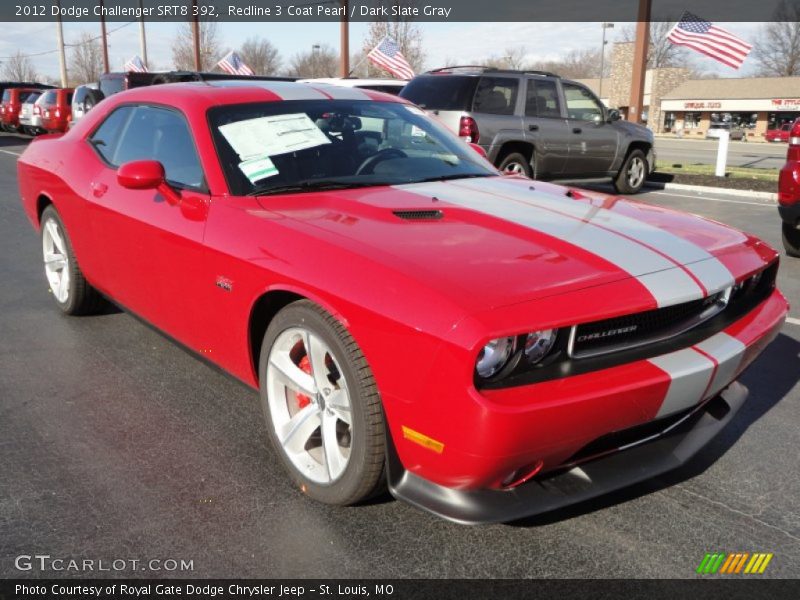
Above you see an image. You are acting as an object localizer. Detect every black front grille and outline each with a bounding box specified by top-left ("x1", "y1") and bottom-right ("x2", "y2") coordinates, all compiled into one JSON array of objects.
[{"x1": 570, "y1": 261, "x2": 778, "y2": 359}]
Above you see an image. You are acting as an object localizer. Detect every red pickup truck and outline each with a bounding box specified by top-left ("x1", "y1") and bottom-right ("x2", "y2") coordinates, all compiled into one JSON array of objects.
[
  {"x1": 779, "y1": 118, "x2": 800, "y2": 256},
  {"x1": 766, "y1": 123, "x2": 792, "y2": 143}
]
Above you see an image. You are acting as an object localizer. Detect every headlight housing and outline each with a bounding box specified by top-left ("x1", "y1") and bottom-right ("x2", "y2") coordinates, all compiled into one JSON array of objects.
[{"x1": 475, "y1": 330, "x2": 561, "y2": 383}]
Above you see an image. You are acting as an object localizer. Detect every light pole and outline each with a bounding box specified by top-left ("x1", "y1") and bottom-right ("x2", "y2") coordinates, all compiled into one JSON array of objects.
[
  {"x1": 312, "y1": 44, "x2": 320, "y2": 77},
  {"x1": 598, "y1": 22, "x2": 614, "y2": 102}
]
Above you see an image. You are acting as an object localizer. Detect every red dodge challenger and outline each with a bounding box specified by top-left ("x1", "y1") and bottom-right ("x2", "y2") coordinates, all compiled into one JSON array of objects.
[{"x1": 17, "y1": 81, "x2": 788, "y2": 524}]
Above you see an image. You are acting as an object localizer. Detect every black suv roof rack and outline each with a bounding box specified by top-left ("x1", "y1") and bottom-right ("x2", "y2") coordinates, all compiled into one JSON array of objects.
[{"x1": 426, "y1": 66, "x2": 560, "y2": 78}]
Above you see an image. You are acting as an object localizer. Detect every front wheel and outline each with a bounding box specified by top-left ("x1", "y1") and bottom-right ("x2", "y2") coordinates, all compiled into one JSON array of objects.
[
  {"x1": 783, "y1": 221, "x2": 800, "y2": 258},
  {"x1": 259, "y1": 300, "x2": 386, "y2": 505},
  {"x1": 614, "y1": 149, "x2": 648, "y2": 194}
]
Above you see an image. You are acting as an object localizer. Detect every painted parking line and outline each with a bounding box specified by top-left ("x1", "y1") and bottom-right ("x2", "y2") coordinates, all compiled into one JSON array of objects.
[
  {"x1": 0, "y1": 149, "x2": 21, "y2": 156},
  {"x1": 786, "y1": 317, "x2": 800, "y2": 327},
  {"x1": 649, "y1": 191, "x2": 776, "y2": 208}
]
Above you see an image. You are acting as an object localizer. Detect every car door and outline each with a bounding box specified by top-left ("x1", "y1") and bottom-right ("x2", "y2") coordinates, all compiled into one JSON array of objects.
[
  {"x1": 471, "y1": 76, "x2": 523, "y2": 157},
  {"x1": 561, "y1": 81, "x2": 620, "y2": 175},
  {"x1": 85, "y1": 104, "x2": 211, "y2": 349},
  {"x1": 522, "y1": 78, "x2": 570, "y2": 176}
]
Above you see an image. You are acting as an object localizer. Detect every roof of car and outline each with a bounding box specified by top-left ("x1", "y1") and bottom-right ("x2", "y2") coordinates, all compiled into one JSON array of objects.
[
  {"x1": 99, "y1": 80, "x2": 409, "y2": 111},
  {"x1": 298, "y1": 77, "x2": 408, "y2": 87}
]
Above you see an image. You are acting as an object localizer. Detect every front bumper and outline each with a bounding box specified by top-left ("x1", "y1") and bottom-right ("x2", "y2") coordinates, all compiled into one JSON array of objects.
[{"x1": 388, "y1": 382, "x2": 746, "y2": 524}]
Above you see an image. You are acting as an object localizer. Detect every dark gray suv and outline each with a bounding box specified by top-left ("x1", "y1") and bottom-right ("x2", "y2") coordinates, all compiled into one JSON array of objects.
[{"x1": 400, "y1": 67, "x2": 655, "y2": 194}]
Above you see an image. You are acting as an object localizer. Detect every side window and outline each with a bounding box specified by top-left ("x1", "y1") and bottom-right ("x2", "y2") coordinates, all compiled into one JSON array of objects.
[
  {"x1": 113, "y1": 106, "x2": 204, "y2": 189},
  {"x1": 472, "y1": 77, "x2": 518, "y2": 116},
  {"x1": 89, "y1": 106, "x2": 135, "y2": 165},
  {"x1": 525, "y1": 79, "x2": 562, "y2": 118},
  {"x1": 563, "y1": 83, "x2": 604, "y2": 121}
]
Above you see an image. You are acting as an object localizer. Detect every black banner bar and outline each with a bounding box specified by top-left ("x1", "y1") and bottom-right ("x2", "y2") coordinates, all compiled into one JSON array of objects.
[{"x1": 3, "y1": 0, "x2": 794, "y2": 23}]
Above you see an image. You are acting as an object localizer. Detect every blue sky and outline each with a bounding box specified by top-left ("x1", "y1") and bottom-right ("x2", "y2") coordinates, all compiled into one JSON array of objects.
[{"x1": 0, "y1": 21, "x2": 763, "y2": 80}]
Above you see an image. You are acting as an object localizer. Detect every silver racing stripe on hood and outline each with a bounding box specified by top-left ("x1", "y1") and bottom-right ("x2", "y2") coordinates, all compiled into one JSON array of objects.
[
  {"x1": 395, "y1": 180, "x2": 707, "y2": 307},
  {"x1": 455, "y1": 177, "x2": 735, "y2": 296}
]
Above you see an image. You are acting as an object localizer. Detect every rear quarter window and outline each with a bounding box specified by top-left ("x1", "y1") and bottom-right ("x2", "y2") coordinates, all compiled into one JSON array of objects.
[
  {"x1": 472, "y1": 77, "x2": 519, "y2": 116},
  {"x1": 399, "y1": 75, "x2": 479, "y2": 111}
]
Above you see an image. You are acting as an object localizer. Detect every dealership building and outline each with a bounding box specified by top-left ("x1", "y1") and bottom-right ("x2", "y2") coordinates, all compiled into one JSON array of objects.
[{"x1": 577, "y1": 42, "x2": 800, "y2": 138}]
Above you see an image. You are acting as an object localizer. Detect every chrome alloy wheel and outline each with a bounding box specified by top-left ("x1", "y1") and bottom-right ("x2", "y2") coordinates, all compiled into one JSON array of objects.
[
  {"x1": 627, "y1": 156, "x2": 646, "y2": 189},
  {"x1": 266, "y1": 327, "x2": 353, "y2": 484},
  {"x1": 503, "y1": 162, "x2": 526, "y2": 175},
  {"x1": 42, "y1": 218, "x2": 70, "y2": 303}
]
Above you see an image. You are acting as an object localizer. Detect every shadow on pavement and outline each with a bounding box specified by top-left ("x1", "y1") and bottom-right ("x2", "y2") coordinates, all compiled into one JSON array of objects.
[{"x1": 508, "y1": 332, "x2": 800, "y2": 528}]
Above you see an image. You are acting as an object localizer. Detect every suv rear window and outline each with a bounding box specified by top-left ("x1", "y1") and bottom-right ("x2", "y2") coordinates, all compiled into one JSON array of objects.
[
  {"x1": 40, "y1": 90, "x2": 57, "y2": 104},
  {"x1": 1, "y1": 90, "x2": 10, "y2": 103},
  {"x1": 399, "y1": 75, "x2": 479, "y2": 111},
  {"x1": 473, "y1": 77, "x2": 518, "y2": 115},
  {"x1": 24, "y1": 92, "x2": 42, "y2": 104}
]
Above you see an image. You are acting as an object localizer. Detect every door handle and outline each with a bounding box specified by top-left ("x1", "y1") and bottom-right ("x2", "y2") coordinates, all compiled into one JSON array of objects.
[
  {"x1": 528, "y1": 124, "x2": 539, "y2": 131},
  {"x1": 90, "y1": 182, "x2": 108, "y2": 198},
  {"x1": 572, "y1": 127, "x2": 582, "y2": 134}
]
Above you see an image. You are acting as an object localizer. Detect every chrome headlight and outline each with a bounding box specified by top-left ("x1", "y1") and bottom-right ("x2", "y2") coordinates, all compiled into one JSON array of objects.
[
  {"x1": 524, "y1": 330, "x2": 557, "y2": 364},
  {"x1": 475, "y1": 337, "x2": 517, "y2": 379}
]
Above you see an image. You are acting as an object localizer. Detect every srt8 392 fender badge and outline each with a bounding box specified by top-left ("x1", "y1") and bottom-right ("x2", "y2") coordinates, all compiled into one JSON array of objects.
[{"x1": 215, "y1": 276, "x2": 234, "y2": 292}]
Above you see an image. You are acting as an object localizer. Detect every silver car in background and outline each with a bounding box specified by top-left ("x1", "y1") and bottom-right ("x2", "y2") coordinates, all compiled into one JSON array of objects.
[
  {"x1": 17, "y1": 91, "x2": 43, "y2": 136},
  {"x1": 70, "y1": 83, "x2": 101, "y2": 127},
  {"x1": 706, "y1": 122, "x2": 746, "y2": 141}
]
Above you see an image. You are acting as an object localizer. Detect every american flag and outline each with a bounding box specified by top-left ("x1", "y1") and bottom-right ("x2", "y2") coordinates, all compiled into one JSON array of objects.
[
  {"x1": 666, "y1": 12, "x2": 752, "y2": 69},
  {"x1": 217, "y1": 51, "x2": 254, "y2": 76},
  {"x1": 367, "y1": 37, "x2": 415, "y2": 80},
  {"x1": 124, "y1": 55, "x2": 148, "y2": 73}
]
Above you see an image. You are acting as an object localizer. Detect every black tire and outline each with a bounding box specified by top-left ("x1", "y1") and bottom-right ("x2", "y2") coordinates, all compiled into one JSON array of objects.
[
  {"x1": 783, "y1": 221, "x2": 800, "y2": 258},
  {"x1": 497, "y1": 152, "x2": 532, "y2": 178},
  {"x1": 258, "y1": 300, "x2": 385, "y2": 505},
  {"x1": 40, "y1": 206, "x2": 103, "y2": 315},
  {"x1": 614, "y1": 148, "x2": 648, "y2": 194}
]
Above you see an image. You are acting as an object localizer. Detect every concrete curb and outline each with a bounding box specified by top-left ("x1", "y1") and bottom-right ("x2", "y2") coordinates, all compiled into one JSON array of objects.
[{"x1": 644, "y1": 180, "x2": 778, "y2": 202}]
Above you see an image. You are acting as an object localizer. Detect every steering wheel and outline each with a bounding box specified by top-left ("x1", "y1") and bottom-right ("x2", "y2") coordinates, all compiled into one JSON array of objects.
[{"x1": 356, "y1": 148, "x2": 408, "y2": 175}]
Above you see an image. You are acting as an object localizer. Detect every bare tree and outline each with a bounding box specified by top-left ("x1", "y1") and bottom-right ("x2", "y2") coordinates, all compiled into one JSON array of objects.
[
  {"x1": 752, "y1": 0, "x2": 800, "y2": 76},
  {"x1": 524, "y1": 48, "x2": 604, "y2": 79},
  {"x1": 69, "y1": 32, "x2": 103, "y2": 85},
  {"x1": 2, "y1": 51, "x2": 38, "y2": 81},
  {"x1": 362, "y1": 2, "x2": 425, "y2": 77},
  {"x1": 289, "y1": 44, "x2": 339, "y2": 78},
  {"x1": 239, "y1": 37, "x2": 281, "y2": 75},
  {"x1": 171, "y1": 21, "x2": 222, "y2": 71},
  {"x1": 486, "y1": 46, "x2": 527, "y2": 70},
  {"x1": 619, "y1": 21, "x2": 687, "y2": 68}
]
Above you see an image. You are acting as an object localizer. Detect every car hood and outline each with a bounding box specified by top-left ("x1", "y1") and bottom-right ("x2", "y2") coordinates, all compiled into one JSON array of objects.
[{"x1": 256, "y1": 176, "x2": 771, "y2": 313}]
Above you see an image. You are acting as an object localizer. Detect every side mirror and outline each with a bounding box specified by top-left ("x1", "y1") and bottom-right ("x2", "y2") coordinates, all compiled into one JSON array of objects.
[
  {"x1": 468, "y1": 142, "x2": 488, "y2": 158},
  {"x1": 117, "y1": 160, "x2": 180, "y2": 206},
  {"x1": 607, "y1": 109, "x2": 621, "y2": 122}
]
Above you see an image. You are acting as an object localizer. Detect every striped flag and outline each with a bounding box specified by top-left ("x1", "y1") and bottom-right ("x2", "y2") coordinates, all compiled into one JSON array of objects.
[
  {"x1": 217, "y1": 51, "x2": 254, "y2": 76},
  {"x1": 367, "y1": 37, "x2": 415, "y2": 80},
  {"x1": 124, "y1": 55, "x2": 148, "y2": 73},
  {"x1": 666, "y1": 12, "x2": 752, "y2": 69}
]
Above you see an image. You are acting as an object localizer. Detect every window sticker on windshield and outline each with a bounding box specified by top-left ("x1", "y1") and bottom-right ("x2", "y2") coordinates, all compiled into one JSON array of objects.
[
  {"x1": 239, "y1": 155, "x2": 279, "y2": 183},
  {"x1": 219, "y1": 113, "x2": 331, "y2": 160},
  {"x1": 411, "y1": 125, "x2": 426, "y2": 137}
]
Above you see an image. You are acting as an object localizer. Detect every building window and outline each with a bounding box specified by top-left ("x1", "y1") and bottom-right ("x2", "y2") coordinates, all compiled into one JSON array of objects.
[
  {"x1": 768, "y1": 112, "x2": 800, "y2": 129},
  {"x1": 663, "y1": 112, "x2": 677, "y2": 131},
  {"x1": 684, "y1": 112, "x2": 702, "y2": 129},
  {"x1": 710, "y1": 112, "x2": 757, "y2": 129}
]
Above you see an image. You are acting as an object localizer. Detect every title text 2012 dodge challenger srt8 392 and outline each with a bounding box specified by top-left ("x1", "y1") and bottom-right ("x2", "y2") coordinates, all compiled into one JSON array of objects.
[{"x1": 17, "y1": 81, "x2": 788, "y2": 523}]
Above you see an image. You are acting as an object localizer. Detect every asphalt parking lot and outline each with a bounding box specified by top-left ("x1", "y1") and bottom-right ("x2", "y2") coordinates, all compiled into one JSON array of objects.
[
  {"x1": 654, "y1": 137, "x2": 786, "y2": 170},
  {"x1": 0, "y1": 132, "x2": 798, "y2": 579}
]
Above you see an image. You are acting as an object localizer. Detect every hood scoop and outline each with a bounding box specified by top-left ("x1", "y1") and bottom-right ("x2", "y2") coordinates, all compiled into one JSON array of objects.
[{"x1": 393, "y1": 209, "x2": 444, "y2": 221}]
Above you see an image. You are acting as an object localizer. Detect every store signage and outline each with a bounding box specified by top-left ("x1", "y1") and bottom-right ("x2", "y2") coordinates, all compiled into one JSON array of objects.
[
  {"x1": 684, "y1": 101, "x2": 722, "y2": 109},
  {"x1": 771, "y1": 98, "x2": 800, "y2": 110}
]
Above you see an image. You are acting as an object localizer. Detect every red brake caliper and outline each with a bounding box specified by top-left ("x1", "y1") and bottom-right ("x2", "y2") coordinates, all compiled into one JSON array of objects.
[{"x1": 295, "y1": 355, "x2": 313, "y2": 409}]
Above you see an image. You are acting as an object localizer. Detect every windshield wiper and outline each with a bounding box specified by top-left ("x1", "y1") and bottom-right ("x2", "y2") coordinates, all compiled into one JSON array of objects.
[
  {"x1": 248, "y1": 180, "x2": 384, "y2": 197},
  {"x1": 412, "y1": 173, "x2": 493, "y2": 184}
]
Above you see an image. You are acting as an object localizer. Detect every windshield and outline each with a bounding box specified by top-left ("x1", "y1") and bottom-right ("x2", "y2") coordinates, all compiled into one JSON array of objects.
[{"x1": 209, "y1": 99, "x2": 496, "y2": 196}]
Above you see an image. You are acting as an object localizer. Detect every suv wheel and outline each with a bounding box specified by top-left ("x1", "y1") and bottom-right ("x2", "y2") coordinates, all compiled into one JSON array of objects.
[
  {"x1": 614, "y1": 149, "x2": 648, "y2": 194},
  {"x1": 783, "y1": 222, "x2": 800, "y2": 258},
  {"x1": 498, "y1": 152, "x2": 532, "y2": 178}
]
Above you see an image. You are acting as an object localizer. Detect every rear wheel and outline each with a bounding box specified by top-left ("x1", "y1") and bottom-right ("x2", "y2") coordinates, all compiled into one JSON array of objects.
[
  {"x1": 783, "y1": 221, "x2": 800, "y2": 258},
  {"x1": 40, "y1": 206, "x2": 103, "y2": 315},
  {"x1": 259, "y1": 300, "x2": 385, "y2": 505},
  {"x1": 614, "y1": 149, "x2": 648, "y2": 194},
  {"x1": 498, "y1": 152, "x2": 532, "y2": 178}
]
